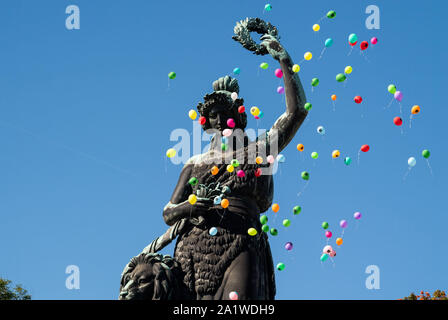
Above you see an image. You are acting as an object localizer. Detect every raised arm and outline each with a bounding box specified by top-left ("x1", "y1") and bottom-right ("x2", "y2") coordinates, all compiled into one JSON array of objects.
[{"x1": 260, "y1": 35, "x2": 308, "y2": 153}]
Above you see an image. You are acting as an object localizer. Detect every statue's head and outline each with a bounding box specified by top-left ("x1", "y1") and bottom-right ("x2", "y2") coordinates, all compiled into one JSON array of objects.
[
  {"x1": 119, "y1": 253, "x2": 185, "y2": 300},
  {"x1": 197, "y1": 76, "x2": 247, "y2": 132}
]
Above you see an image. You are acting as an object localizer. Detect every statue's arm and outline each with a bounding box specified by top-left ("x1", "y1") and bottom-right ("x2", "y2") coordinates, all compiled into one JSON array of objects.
[{"x1": 260, "y1": 35, "x2": 308, "y2": 153}]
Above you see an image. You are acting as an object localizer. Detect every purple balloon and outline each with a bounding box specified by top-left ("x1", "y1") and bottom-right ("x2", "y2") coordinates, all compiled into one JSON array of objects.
[
  {"x1": 394, "y1": 91, "x2": 403, "y2": 102},
  {"x1": 354, "y1": 212, "x2": 362, "y2": 220},
  {"x1": 277, "y1": 86, "x2": 285, "y2": 94},
  {"x1": 340, "y1": 220, "x2": 348, "y2": 228},
  {"x1": 285, "y1": 242, "x2": 293, "y2": 251}
]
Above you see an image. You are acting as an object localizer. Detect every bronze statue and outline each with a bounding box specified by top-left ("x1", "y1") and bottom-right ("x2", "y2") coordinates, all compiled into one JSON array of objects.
[{"x1": 120, "y1": 18, "x2": 307, "y2": 300}]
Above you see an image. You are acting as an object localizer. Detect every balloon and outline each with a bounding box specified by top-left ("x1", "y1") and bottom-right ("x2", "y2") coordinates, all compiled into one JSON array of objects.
[
  {"x1": 344, "y1": 66, "x2": 353, "y2": 74},
  {"x1": 229, "y1": 291, "x2": 239, "y2": 300},
  {"x1": 277, "y1": 154, "x2": 285, "y2": 163},
  {"x1": 311, "y1": 152, "x2": 319, "y2": 159},
  {"x1": 325, "y1": 38, "x2": 333, "y2": 48},
  {"x1": 188, "y1": 109, "x2": 197, "y2": 120},
  {"x1": 188, "y1": 177, "x2": 198, "y2": 186},
  {"x1": 422, "y1": 149, "x2": 430, "y2": 158},
  {"x1": 340, "y1": 220, "x2": 348, "y2": 228},
  {"x1": 388, "y1": 84, "x2": 397, "y2": 94},
  {"x1": 260, "y1": 215, "x2": 268, "y2": 225},
  {"x1": 408, "y1": 157, "x2": 416, "y2": 167},
  {"x1": 213, "y1": 196, "x2": 222, "y2": 205},
  {"x1": 332, "y1": 150, "x2": 340, "y2": 158},
  {"x1": 227, "y1": 118, "x2": 235, "y2": 128},
  {"x1": 360, "y1": 41, "x2": 369, "y2": 51},
  {"x1": 354, "y1": 96, "x2": 363, "y2": 104},
  {"x1": 411, "y1": 105, "x2": 420, "y2": 114},
  {"x1": 344, "y1": 157, "x2": 352, "y2": 165},
  {"x1": 250, "y1": 106, "x2": 260, "y2": 116},
  {"x1": 276, "y1": 262, "x2": 285, "y2": 271},
  {"x1": 226, "y1": 164, "x2": 234, "y2": 173},
  {"x1": 331, "y1": 94, "x2": 337, "y2": 101},
  {"x1": 354, "y1": 212, "x2": 362, "y2": 219},
  {"x1": 297, "y1": 143, "x2": 305, "y2": 152},
  {"x1": 237, "y1": 170, "x2": 245, "y2": 177},
  {"x1": 238, "y1": 105, "x2": 245, "y2": 113},
  {"x1": 168, "y1": 72, "x2": 176, "y2": 79},
  {"x1": 348, "y1": 33, "x2": 358, "y2": 44},
  {"x1": 312, "y1": 24, "x2": 320, "y2": 32},
  {"x1": 233, "y1": 67, "x2": 240, "y2": 75},
  {"x1": 198, "y1": 116, "x2": 206, "y2": 125},
  {"x1": 255, "y1": 156, "x2": 263, "y2": 164},
  {"x1": 248, "y1": 228, "x2": 257, "y2": 236},
  {"x1": 231, "y1": 159, "x2": 239, "y2": 167},
  {"x1": 209, "y1": 227, "x2": 218, "y2": 236},
  {"x1": 322, "y1": 221, "x2": 329, "y2": 229},
  {"x1": 320, "y1": 253, "x2": 329, "y2": 262},
  {"x1": 211, "y1": 166, "x2": 219, "y2": 175},
  {"x1": 272, "y1": 203, "x2": 280, "y2": 213},
  {"x1": 293, "y1": 206, "x2": 302, "y2": 215},
  {"x1": 371, "y1": 37, "x2": 378, "y2": 45},
  {"x1": 260, "y1": 62, "x2": 269, "y2": 69},
  {"x1": 270, "y1": 228, "x2": 278, "y2": 236},
  {"x1": 258, "y1": 111, "x2": 264, "y2": 118},
  {"x1": 262, "y1": 224, "x2": 270, "y2": 233},
  {"x1": 221, "y1": 144, "x2": 228, "y2": 151},
  {"x1": 336, "y1": 238, "x2": 343, "y2": 246},
  {"x1": 304, "y1": 102, "x2": 312, "y2": 111},
  {"x1": 327, "y1": 10, "x2": 336, "y2": 18},
  {"x1": 394, "y1": 116, "x2": 403, "y2": 126},
  {"x1": 254, "y1": 168, "x2": 262, "y2": 177},
  {"x1": 336, "y1": 73, "x2": 346, "y2": 82},
  {"x1": 285, "y1": 242, "x2": 293, "y2": 251},
  {"x1": 394, "y1": 91, "x2": 403, "y2": 102},
  {"x1": 277, "y1": 86, "x2": 285, "y2": 94},
  {"x1": 188, "y1": 194, "x2": 197, "y2": 205},
  {"x1": 275, "y1": 68, "x2": 283, "y2": 78},
  {"x1": 223, "y1": 129, "x2": 232, "y2": 137},
  {"x1": 231, "y1": 92, "x2": 238, "y2": 101},
  {"x1": 221, "y1": 198, "x2": 229, "y2": 208},
  {"x1": 325, "y1": 231, "x2": 332, "y2": 238},
  {"x1": 311, "y1": 78, "x2": 319, "y2": 87},
  {"x1": 264, "y1": 3, "x2": 272, "y2": 11},
  {"x1": 301, "y1": 171, "x2": 310, "y2": 180},
  {"x1": 283, "y1": 219, "x2": 291, "y2": 227},
  {"x1": 304, "y1": 52, "x2": 313, "y2": 60},
  {"x1": 317, "y1": 126, "x2": 325, "y2": 135},
  {"x1": 361, "y1": 144, "x2": 370, "y2": 152},
  {"x1": 166, "y1": 148, "x2": 176, "y2": 158},
  {"x1": 292, "y1": 64, "x2": 300, "y2": 73}
]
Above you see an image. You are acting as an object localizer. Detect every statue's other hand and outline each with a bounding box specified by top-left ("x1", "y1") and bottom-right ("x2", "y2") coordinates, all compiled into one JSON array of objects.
[{"x1": 260, "y1": 34, "x2": 288, "y2": 61}]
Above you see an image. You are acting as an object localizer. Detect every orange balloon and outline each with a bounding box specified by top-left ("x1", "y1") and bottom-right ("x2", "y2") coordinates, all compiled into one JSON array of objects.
[
  {"x1": 336, "y1": 238, "x2": 343, "y2": 246},
  {"x1": 411, "y1": 105, "x2": 420, "y2": 114},
  {"x1": 331, "y1": 94, "x2": 337, "y2": 101},
  {"x1": 211, "y1": 166, "x2": 219, "y2": 175},
  {"x1": 255, "y1": 156, "x2": 263, "y2": 164},
  {"x1": 272, "y1": 203, "x2": 280, "y2": 213},
  {"x1": 221, "y1": 198, "x2": 229, "y2": 208},
  {"x1": 297, "y1": 143, "x2": 304, "y2": 152}
]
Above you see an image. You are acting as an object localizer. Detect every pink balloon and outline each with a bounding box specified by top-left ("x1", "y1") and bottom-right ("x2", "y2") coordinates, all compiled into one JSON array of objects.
[
  {"x1": 229, "y1": 291, "x2": 239, "y2": 300},
  {"x1": 237, "y1": 170, "x2": 245, "y2": 177},
  {"x1": 222, "y1": 129, "x2": 233, "y2": 137},
  {"x1": 323, "y1": 245, "x2": 336, "y2": 257},
  {"x1": 275, "y1": 68, "x2": 283, "y2": 78},
  {"x1": 267, "y1": 155, "x2": 275, "y2": 163},
  {"x1": 354, "y1": 212, "x2": 362, "y2": 220},
  {"x1": 325, "y1": 231, "x2": 332, "y2": 238},
  {"x1": 370, "y1": 37, "x2": 378, "y2": 45},
  {"x1": 227, "y1": 118, "x2": 235, "y2": 128},
  {"x1": 277, "y1": 86, "x2": 285, "y2": 94},
  {"x1": 254, "y1": 115, "x2": 260, "y2": 120},
  {"x1": 394, "y1": 91, "x2": 403, "y2": 102},
  {"x1": 340, "y1": 220, "x2": 348, "y2": 228}
]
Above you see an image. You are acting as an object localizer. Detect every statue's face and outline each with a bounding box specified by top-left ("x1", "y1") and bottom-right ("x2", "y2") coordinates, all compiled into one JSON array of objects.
[
  {"x1": 208, "y1": 104, "x2": 235, "y2": 132},
  {"x1": 119, "y1": 263, "x2": 155, "y2": 300}
]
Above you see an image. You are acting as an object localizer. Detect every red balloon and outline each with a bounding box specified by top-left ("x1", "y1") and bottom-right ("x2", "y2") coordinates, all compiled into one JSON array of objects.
[
  {"x1": 238, "y1": 105, "x2": 245, "y2": 113},
  {"x1": 349, "y1": 41, "x2": 357, "y2": 47},
  {"x1": 393, "y1": 116, "x2": 403, "y2": 126},
  {"x1": 360, "y1": 41, "x2": 369, "y2": 51},
  {"x1": 354, "y1": 96, "x2": 363, "y2": 104},
  {"x1": 254, "y1": 168, "x2": 262, "y2": 177},
  {"x1": 360, "y1": 144, "x2": 370, "y2": 152},
  {"x1": 198, "y1": 116, "x2": 206, "y2": 125}
]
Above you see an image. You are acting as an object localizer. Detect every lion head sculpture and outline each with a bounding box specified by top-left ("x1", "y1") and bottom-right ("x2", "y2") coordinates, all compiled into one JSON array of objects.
[{"x1": 119, "y1": 252, "x2": 189, "y2": 300}]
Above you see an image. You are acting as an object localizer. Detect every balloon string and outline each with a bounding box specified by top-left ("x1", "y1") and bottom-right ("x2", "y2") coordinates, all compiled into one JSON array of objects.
[
  {"x1": 318, "y1": 48, "x2": 326, "y2": 60},
  {"x1": 399, "y1": 102, "x2": 403, "y2": 116},
  {"x1": 403, "y1": 167, "x2": 412, "y2": 181},
  {"x1": 332, "y1": 101, "x2": 336, "y2": 112},
  {"x1": 357, "y1": 150, "x2": 361, "y2": 166},
  {"x1": 362, "y1": 52, "x2": 371, "y2": 63},
  {"x1": 347, "y1": 46, "x2": 354, "y2": 56},
  {"x1": 409, "y1": 115, "x2": 413, "y2": 129},
  {"x1": 426, "y1": 159, "x2": 434, "y2": 176},
  {"x1": 385, "y1": 97, "x2": 394, "y2": 109},
  {"x1": 297, "y1": 180, "x2": 310, "y2": 198}
]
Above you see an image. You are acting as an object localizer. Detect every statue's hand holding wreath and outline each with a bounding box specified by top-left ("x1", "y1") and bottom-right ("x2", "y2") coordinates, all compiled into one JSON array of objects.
[{"x1": 260, "y1": 34, "x2": 289, "y2": 61}]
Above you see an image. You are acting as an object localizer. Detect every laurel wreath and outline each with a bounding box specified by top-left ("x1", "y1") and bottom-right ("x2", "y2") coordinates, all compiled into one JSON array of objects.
[{"x1": 232, "y1": 17, "x2": 279, "y2": 55}]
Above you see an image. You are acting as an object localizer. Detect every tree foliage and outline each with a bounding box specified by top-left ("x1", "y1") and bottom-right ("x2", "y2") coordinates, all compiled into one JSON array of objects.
[
  {"x1": 402, "y1": 290, "x2": 447, "y2": 300},
  {"x1": 0, "y1": 278, "x2": 31, "y2": 300}
]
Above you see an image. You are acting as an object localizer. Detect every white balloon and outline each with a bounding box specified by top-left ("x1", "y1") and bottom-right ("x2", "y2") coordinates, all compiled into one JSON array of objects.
[
  {"x1": 408, "y1": 157, "x2": 416, "y2": 167},
  {"x1": 231, "y1": 92, "x2": 238, "y2": 101},
  {"x1": 317, "y1": 126, "x2": 325, "y2": 135}
]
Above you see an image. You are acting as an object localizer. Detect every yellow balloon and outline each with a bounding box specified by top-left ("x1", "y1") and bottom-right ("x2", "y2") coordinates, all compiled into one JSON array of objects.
[
  {"x1": 292, "y1": 64, "x2": 300, "y2": 73},
  {"x1": 332, "y1": 150, "x2": 340, "y2": 158},
  {"x1": 312, "y1": 24, "x2": 320, "y2": 32},
  {"x1": 304, "y1": 52, "x2": 312, "y2": 61},
  {"x1": 188, "y1": 109, "x2": 197, "y2": 120},
  {"x1": 344, "y1": 66, "x2": 353, "y2": 74},
  {"x1": 255, "y1": 156, "x2": 263, "y2": 165},
  {"x1": 227, "y1": 164, "x2": 234, "y2": 173},
  {"x1": 250, "y1": 106, "x2": 260, "y2": 116},
  {"x1": 248, "y1": 228, "x2": 258, "y2": 236},
  {"x1": 166, "y1": 148, "x2": 176, "y2": 158},
  {"x1": 188, "y1": 194, "x2": 197, "y2": 205}
]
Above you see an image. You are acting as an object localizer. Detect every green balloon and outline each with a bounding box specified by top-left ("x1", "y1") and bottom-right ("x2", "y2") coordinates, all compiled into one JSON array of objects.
[
  {"x1": 320, "y1": 254, "x2": 329, "y2": 262},
  {"x1": 322, "y1": 221, "x2": 329, "y2": 229},
  {"x1": 388, "y1": 84, "x2": 397, "y2": 94},
  {"x1": 221, "y1": 143, "x2": 228, "y2": 151},
  {"x1": 188, "y1": 177, "x2": 198, "y2": 186},
  {"x1": 344, "y1": 157, "x2": 352, "y2": 165},
  {"x1": 336, "y1": 73, "x2": 346, "y2": 82},
  {"x1": 301, "y1": 171, "x2": 310, "y2": 180},
  {"x1": 276, "y1": 262, "x2": 285, "y2": 271},
  {"x1": 168, "y1": 72, "x2": 176, "y2": 79},
  {"x1": 327, "y1": 10, "x2": 336, "y2": 19},
  {"x1": 304, "y1": 102, "x2": 312, "y2": 111},
  {"x1": 260, "y1": 215, "x2": 268, "y2": 225},
  {"x1": 231, "y1": 159, "x2": 240, "y2": 167},
  {"x1": 260, "y1": 62, "x2": 269, "y2": 69},
  {"x1": 262, "y1": 224, "x2": 270, "y2": 233},
  {"x1": 422, "y1": 150, "x2": 430, "y2": 158},
  {"x1": 293, "y1": 206, "x2": 302, "y2": 215},
  {"x1": 283, "y1": 219, "x2": 291, "y2": 227},
  {"x1": 270, "y1": 228, "x2": 278, "y2": 236},
  {"x1": 264, "y1": 4, "x2": 272, "y2": 11},
  {"x1": 311, "y1": 152, "x2": 319, "y2": 159},
  {"x1": 311, "y1": 78, "x2": 319, "y2": 87}
]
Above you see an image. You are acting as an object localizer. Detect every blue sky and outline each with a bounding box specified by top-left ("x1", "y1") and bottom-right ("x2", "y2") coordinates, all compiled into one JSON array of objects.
[{"x1": 0, "y1": 0, "x2": 447, "y2": 299}]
